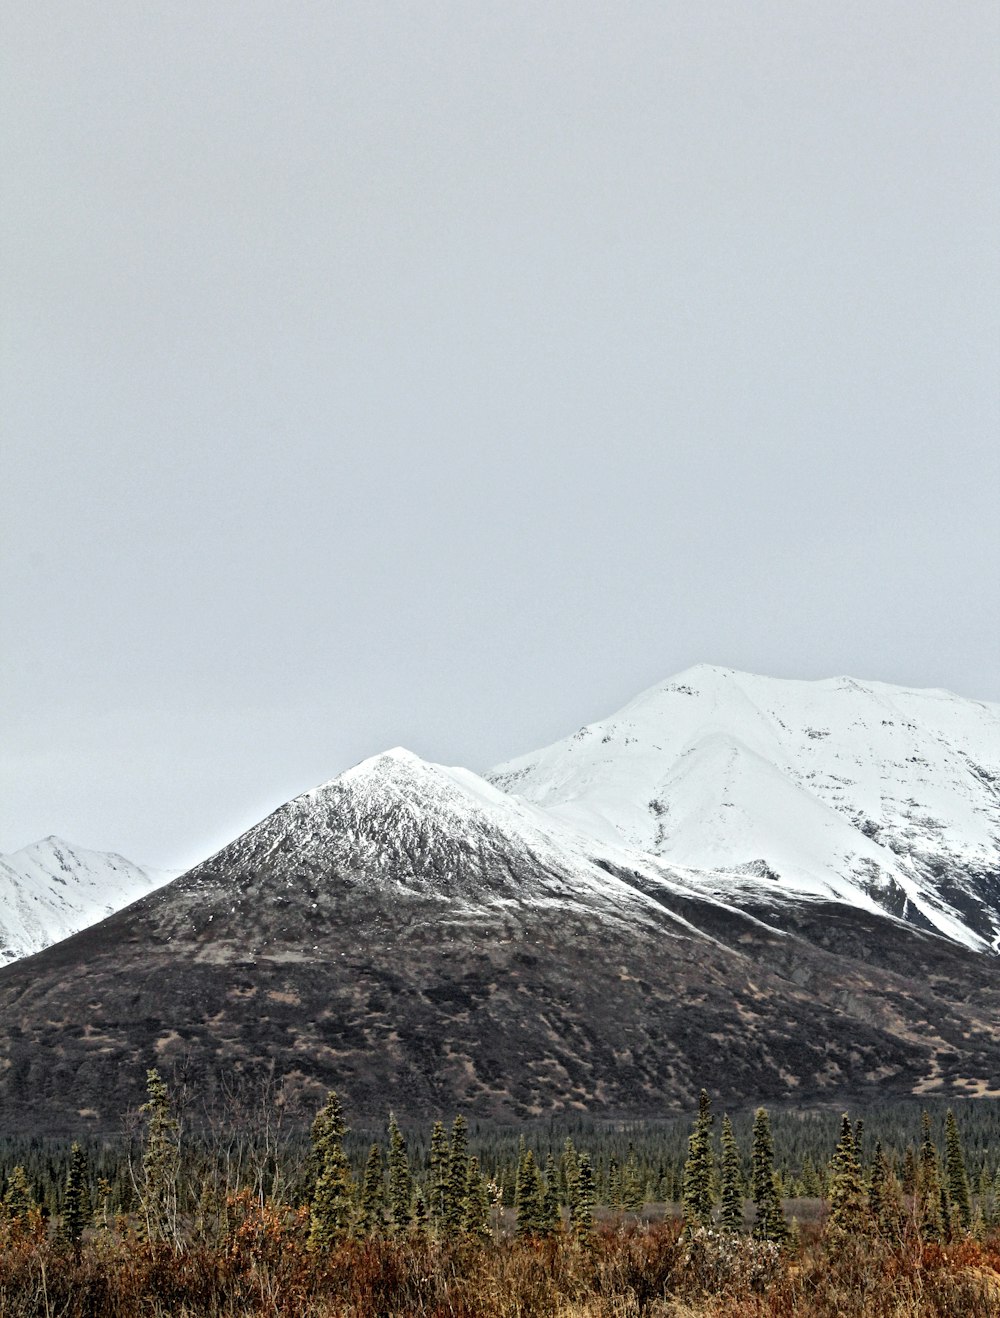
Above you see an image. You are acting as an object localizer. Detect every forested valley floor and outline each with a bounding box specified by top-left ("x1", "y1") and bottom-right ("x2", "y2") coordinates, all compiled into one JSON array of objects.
[{"x1": 2, "y1": 1075, "x2": 1000, "y2": 1316}]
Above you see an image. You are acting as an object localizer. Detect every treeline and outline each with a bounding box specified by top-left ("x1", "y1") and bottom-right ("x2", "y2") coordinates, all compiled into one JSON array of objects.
[
  {"x1": 3, "y1": 1072, "x2": 999, "y2": 1246},
  {"x1": 4, "y1": 1087, "x2": 1000, "y2": 1226}
]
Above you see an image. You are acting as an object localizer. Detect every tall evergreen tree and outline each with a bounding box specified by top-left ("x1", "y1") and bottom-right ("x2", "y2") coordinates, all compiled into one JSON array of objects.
[
  {"x1": 622, "y1": 1144, "x2": 645, "y2": 1213},
  {"x1": 541, "y1": 1154, "x2": 561, "y2": 1235},
  {"x1": 387, "y1": 1113, "x2": 413, "y2": 1236},
  {"x1": 445, "y1": 1115, "x2": 470, "y2": 1236},
  {"x1": 944, "y1": 1110, "x2": 972, "y2": 1232},
  {"x1": 750, "y1": 1107, "x2": 786, "y2": 1243},
  {"x1": 561, "y1": 1137, "x2": 580, "y2": 1213},
  {"x1": 940, "y1": 1184, "x2": 953, "y2": 1243},
  {"x1": 3, "y1": 1166, "x2": 35, "y2": 1226},
  {"x1": 606, "y1": 1155, "x2": 622, "y2": 1209},
  {"x1": 827, "y1": 1115, "x2": 869, "y2": 1239},
  {"x1": 61, "y1": 1143, "x2": 90, "y2": 1258},
  {"x1": 358, "y1": 1143, "x2": 385, "y2": 1237},
  {"x1": 901, "y1": 1146, "x2": 917, "y2": 1197},
  {"x1": 137, "y1": 1068, "x2": 180, "y2": 1247},
  {"x1": 93, "y1": 1176, "x2": 114, "y2": 1232},
  {"x1": 917, "y1": 1112, "x2": 944, "y2": 1242},
  {"x1": 867, "y1": 1140, "x2": 890, "y2": 1236},
  {"x1": 682, "y1": 1089, "x2": 715, "y2": 1232},
  {"x1": 571, "y1": 1154, "x2": 596, "y2": 1242},
  {"x1": 411, "y1": 1186, "x2": 429, "y2": 1238},
  {"x1": 718, "y1": 1114, "x2": 743, "y2": 1232},
  {"x1": 981, "y1": 1168, "x2": 998, "y2": 1230},
  {"x1": 800, "y1": 1156, "x2": 822, "y2": 1198},
  {"x1": 462, "y1": 1157, "x2": 492, "y2": 1240},
  {"x1": 307, "y1": 1090, "x2": 353, "y2": 1251},
  {"x1": 428, "y1": 1121, "x2": 450, "y2": 1229},
  {"x1": 514, "y1": 1148, "x2": 545, "y2": 1236}
]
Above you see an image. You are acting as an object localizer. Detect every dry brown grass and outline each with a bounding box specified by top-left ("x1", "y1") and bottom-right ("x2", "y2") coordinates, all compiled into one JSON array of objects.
[{"x1": 1, "y1": 1207, "x2": 999, "y2": 1318}]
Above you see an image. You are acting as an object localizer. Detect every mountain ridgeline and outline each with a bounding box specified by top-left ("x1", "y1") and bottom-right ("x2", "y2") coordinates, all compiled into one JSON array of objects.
[{"x1": 0, "y1": 666, "x2": 997, "y2": 1134}]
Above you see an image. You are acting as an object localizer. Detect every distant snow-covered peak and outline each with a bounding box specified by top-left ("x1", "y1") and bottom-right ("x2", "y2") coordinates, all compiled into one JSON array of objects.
[{"x1": 0, "y1": 838, "x2": 178, "y2": 965}]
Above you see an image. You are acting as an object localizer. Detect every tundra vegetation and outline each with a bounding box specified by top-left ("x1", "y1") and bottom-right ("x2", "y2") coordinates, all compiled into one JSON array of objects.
[{"x1": 1, "y1": 1074, "x2": 999, "y2": 1316}]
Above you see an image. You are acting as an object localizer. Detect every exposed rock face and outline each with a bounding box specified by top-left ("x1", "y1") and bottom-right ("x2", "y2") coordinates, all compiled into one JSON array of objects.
[{"x1": 1, "y1": 747, "x2": 998, "y2": 1135}]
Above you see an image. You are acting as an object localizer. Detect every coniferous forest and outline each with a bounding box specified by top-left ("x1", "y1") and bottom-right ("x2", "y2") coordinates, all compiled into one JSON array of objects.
[{"x1": 1, "y1": 1072, "x2": 1000, "y2": 1315}]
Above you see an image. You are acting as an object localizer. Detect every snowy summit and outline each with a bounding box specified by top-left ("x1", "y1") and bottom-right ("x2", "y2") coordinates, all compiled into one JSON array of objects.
[{"x1": 490, "y1": 666, "x2": 1000, "y2": 953}]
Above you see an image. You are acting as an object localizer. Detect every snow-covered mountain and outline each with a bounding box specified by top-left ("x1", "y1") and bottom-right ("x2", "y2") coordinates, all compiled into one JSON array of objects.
[
  {"x1": 5, "y1": 736, "x2": 1000, "y2": 1133},
  {"x1": 218, "y1": 745, "x2": 724, "y2": 930},
  {"x1": 0, "y1": 837, "x2": 176, "y2": 964},
  {"x1": 3, "y1": 665, "x2": 998, "y2": 1131},
  {"x1": 489, "y1": 665, "x2": 1000, "y2": 954},
  {"x1": 7, "y1": 667, "x2": 997, "y2": 969}
]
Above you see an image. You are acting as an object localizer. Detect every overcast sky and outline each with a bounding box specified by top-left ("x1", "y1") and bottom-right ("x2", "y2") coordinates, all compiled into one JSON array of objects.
[{"x1": 2, "y1": 2, "x2": 998, "y2": 870}]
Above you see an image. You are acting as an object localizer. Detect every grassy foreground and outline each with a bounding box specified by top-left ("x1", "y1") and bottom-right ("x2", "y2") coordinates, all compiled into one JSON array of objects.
[{"x1": 1, "y1": 1209, "x2": 999, "y2": 1317}]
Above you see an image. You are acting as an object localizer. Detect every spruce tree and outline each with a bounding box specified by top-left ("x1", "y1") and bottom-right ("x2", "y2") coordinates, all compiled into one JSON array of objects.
[
  {"x1": 514, "y1": 1148, "x2": 544, "y2": 1236},
  {"x1": 4, "y1": 1166, "x2": 35, "y2": 1225},
  {"x1": 867, "y1": 1140, "x2": 890, "y2": 1236},
  {"x1": 428, "y1": 1121, "x2": 450, "y2": 1229},
  {"x1": 982, "y1": 1168, "x2": 998, "y2": 1230},
  {"x1": 93, "y1": 1176, "x2": 114, "y2": 1232},
  {"x1": 462, "y1": 1157, "x2": 492, "y2": 1240},
  {"x1": 358, "y1": 1143, "x2": 385, "y2": 1237},
  {"x1": 387, "y1": 1113, "x2": 413, "y2": 1235},
  {"x1": 61, "y1": 1143, "x2": 90, "y2": 1258},
  {"x1": 308, "y1": 1090, "x2": 353, "y2": 1251},
  {"x1": 571, "y1": 1154, "x2": 596, "y2": 1242},
  {"x1": 901, "y1": 1146, "x2": 916, "y2": 1197},
  {"x1": 944, "y1": 1110, "x2": 972, "y2": 1232},
  {"x1": 750, "y1": 1107, "x2": 786, "y2": 1243},
  {"x1": 412, "y1": 1186, "x2": 429, "y2": 1238},
  {"x1": 623, "y1": 1145, "x2": 645, "y2": 1213},
  {"x1": 606, "y1": 1155, "x2": 622, "y2": 1209},
  {"x1": 718, "y1": 1114, "x2": 743, "y2": 1232},
  {"x1": 827, "y1": 1114, "x2": 868, "y2": 1239},
  {"x1": 943, "y1": 1184, "x2": 955, "y2": 1240},
  {"x1": 561, "y1": 1137, "x2": 580, "y2": 1213},
  {"x1": 541, "y1": 1154, "x2": 561, "y2": 1235},
  {"x1": 917, "y1": 1112, "x2": 944, "y2": 1242},
  {"x1": 682, "y1": 1089, "x2": 715, "y2": 1232},
  {"x1": 445, "y1": 1115, "x2": 470, "y2": 1236},
  {"x1": 138, "y1": 1068, "x2": 180, "y2": 1247},
  {"x1": 800, "y1": 1156, "x2": 822, "y2": 1198}
]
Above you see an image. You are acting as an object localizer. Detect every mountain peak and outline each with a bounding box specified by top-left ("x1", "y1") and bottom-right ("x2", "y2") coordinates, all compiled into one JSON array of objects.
[
  {"x1": 338, "y1": 745, "x2": 426, "y2": 780},
  {"x1": 20, "y1": 835, "x2": 75, "y2": 855},
  {"x1": 490, "y1": 668, "x2": 1000, "y2": 952}
]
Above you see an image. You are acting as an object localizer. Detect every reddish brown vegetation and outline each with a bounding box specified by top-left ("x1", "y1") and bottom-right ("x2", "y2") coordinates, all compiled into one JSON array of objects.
[{"x1": 2, "y1": 1204, "x2": 999, "y2": 1317}]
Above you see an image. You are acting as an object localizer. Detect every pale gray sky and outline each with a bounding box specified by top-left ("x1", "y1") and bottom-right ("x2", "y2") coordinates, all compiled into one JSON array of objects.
[{"x1": 2, "y1": 2, "x2": 998, "y2": 869}]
